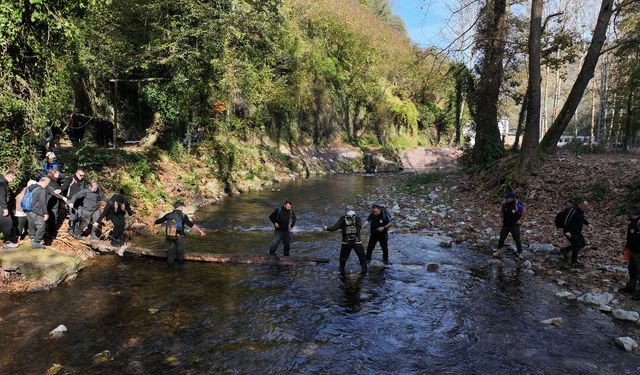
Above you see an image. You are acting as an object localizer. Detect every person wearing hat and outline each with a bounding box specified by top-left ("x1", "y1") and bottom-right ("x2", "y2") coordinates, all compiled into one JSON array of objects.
[
  {"x1": 98, "y1": 191, "x2": 134, "y2": 246},
  {"x1": 154, "y1": 202, "x2": 206, "y2": 267},
  {"x1": 268, "y1": 200, "x2": 296, "y2": 256},
  {"x1": 43, "y1": 152, "x2": 61, "y2": 178},
  {"x1": 496, "y1": 192, "x2": 526, "y2": 257},
  {"x1": 323, "y1": 208, "x2": 368, "y2": 274}
]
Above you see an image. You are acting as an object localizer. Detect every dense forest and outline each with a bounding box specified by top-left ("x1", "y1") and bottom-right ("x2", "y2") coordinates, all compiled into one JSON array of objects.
[
  {"x1": 0, "y1": 0, "x2": 460, "y2": 182},
  {"x1": 1, "y1": 0, "x2": 639, "y2": 186}
]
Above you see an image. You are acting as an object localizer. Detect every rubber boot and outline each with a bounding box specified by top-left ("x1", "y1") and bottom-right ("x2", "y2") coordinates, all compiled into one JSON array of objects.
[{"x1": 620, "y1": 282, "x2": 637, "y2": 294}]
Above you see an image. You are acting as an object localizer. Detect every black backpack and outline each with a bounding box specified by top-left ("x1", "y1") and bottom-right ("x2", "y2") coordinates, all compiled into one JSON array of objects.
[
  {"x1": 554, "y1": 208, "x2": 575, "y2": 229},
  {"x1": 344, "y1": 214, "x2": 358, "y2": 242}
]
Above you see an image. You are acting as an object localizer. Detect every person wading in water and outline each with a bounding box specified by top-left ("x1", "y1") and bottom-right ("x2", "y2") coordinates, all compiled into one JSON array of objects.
[
  {"x1": 268, "y1": 200, "x2": 296, "y2": 256},
  {"x1": 324, "y1": 208, "x2": 368, "y2": 275},
  {"x1": 154, "y1": 201, "x2": 206, "y2": 267}
]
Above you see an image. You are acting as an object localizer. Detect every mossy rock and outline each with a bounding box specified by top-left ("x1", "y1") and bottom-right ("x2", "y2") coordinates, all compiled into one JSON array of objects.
[{"x1": 0, "y1": 248, "x2": 85, "y2": 290}]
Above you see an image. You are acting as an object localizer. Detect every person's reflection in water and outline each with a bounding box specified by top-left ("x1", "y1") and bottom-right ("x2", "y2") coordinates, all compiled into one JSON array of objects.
[{"x1": 339, "y1": 273, "x2": 364, "y2": 313}]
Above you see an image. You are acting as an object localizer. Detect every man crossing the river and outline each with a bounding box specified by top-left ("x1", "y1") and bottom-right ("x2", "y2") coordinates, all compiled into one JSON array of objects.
[
  {"x1": 324, "y1": 208, "x2": 368, "y2": 275},
  {"x1": 268, "y1": 200, "x2": 296, "y2": 256},
  {"x1": 154, "y1": 201, "x2": 206, "y2": 267}
]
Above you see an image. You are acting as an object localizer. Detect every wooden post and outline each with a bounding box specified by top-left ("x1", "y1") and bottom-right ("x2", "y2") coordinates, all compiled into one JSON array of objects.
[{"x1": 113, "y1": 80, "x2": 118, "y2": 150}]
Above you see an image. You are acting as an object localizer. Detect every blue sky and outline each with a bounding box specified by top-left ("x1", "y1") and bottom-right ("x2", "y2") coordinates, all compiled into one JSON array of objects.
[{"x1": 391, "y1": 1, "x2": 449, "y2": 49}]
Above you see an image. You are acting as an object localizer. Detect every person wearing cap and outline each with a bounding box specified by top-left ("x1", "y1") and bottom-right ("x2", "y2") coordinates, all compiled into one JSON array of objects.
[
  {"x1": 43, "y1": 152, "x2": 60, "y2": 177},
  {"x1": 0, "y1": 171, "x2": 18, "y2": 248},
  {"x1": 323, "y1": 209, "x2": 368, "y2": 274},
  {"x1": 98, "y1": 191, "x2": 134, "y2": 246},
  {"x1": 154, "y1": 202, "x2": 206, "y2": 267},
  {"x1": 496, "y1": 192, "x2": 526, "y2": 257},
  {"x1": 268, "y1": 200, "x2": 296, "y2": 256}
]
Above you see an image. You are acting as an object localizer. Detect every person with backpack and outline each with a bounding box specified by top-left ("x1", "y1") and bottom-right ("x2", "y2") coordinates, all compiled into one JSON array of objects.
[
  {"x1": 60, "y1": 169, "x2": 87, "y2": 235},
  {"x1": 97, "y1": 192, "x2": 134, "y2": 246},
  {"x1": 496, "y1": 192, "x2": 526, "y2": 258},
  {"x1": 13, "y1": 180, "x2": 36, "y2": 243},
  {"x1": 363, "y1": 204, "x2": 392, "y2": 264},
  {"x1": 154, "y1": 201, "x2": 206, "y2": 267},
  {"x1": 619, "y1": 207, "x2": 640, "y2": 299},
  {"x1": 67, "y1": 181, "x2": 106, "y2": 240},
  {"x1": 25, "y1": 177, "x2": 52, "y2": 249},
  {"x1": 45, "y1": 169, "x2": 65, "y2": 238},
  {"x1": 556, "y1": 199, "x2": 590, "y2": 267},
  {"x1": 323, "y1": 209, "x2": 368, "y2": 274},
  {"x1": 268, "y1": 200, "x2": 296, "y2": 256},
  {"x1": 0, "y1": 171, "x2": 18, "y2": 249}
]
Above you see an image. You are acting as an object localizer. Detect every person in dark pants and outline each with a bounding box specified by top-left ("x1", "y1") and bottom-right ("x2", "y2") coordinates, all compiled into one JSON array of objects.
[
  {"x1": 154, "y1": 202, "x2": 206, "y2": 267},
  {"x1": 363, "y1": 205, "x2": 392, "y2": 264},
  {"x1": 497, "y1": 192, "x2": 526, "y2": 258},
  {"x1": 620, "y1": 207, "x2": 640, "y2": 299},
  {"x1": 45, "y1": 169, "x2": 66, "y2": 238},
  {"x1": 26, "y1": 177, "x2": 52, "y2": 249},
  {"x1": 324, "y1": 209, "x2": 368, "y2": 274},
  {"x1": 68, "y1": 181, "x2": 106, "y2": 240},
  {"x1": 268, "y1": 200, "x2": 296, "y2": 256},
  {"x1": 98, "y1": 193, "x2": 134, "y2": 246},
  {"x1": 13, "y1": 180, "x2": 36, "y2": 243},
  {"x1": 560, "y1": 199, "x2": 590, "y2": 267},
  {"x1": 0, "y1": 171, "x2": 18, "y2": 248},
  {"x1": 60, "y1": 169, "x2": 87, "y2": 235}
]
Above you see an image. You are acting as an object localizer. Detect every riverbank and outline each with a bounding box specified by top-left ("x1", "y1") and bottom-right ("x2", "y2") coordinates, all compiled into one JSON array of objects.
[
  {"x1": 0, "y1": 145, "x2": 459, "y2": 293},
  {"x1": 357, "y1": 150, "x2": 640, "y2": 348}
]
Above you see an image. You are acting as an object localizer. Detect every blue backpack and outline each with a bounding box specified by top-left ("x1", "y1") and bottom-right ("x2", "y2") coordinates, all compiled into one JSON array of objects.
[
  {"x1": 21, "y1": 187, "x2": 40, "y2": 213},
  {"x1": 165, "y1": 212, "x2": 184, "y2": 239}
]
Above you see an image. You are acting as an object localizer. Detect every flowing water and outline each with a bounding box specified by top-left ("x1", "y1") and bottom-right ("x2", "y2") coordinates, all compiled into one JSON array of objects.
[{"x1": 0, "y1": 175, "x2": 638, "y2": 374}]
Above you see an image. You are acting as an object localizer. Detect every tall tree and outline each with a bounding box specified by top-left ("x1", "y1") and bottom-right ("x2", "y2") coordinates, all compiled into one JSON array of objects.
[
  {"x1": 538, "y1": 0, "x2": 615, "y2": 154},
  {"x1": 469, "y1": 0, "x2": 509, "y2": 166},
  {"x1": 519, "y1": 0, "x2": 544, "y2": 166}
]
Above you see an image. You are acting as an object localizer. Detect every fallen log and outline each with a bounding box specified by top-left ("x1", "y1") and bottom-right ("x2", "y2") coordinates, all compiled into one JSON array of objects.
[{"x1": 83, "y1": 240, "x2": 331, "y2": 265}]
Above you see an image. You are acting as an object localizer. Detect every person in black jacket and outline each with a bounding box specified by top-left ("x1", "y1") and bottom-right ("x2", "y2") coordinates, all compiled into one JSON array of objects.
[
  {"x1": 363, "y1": 205, "x2": 392, "y2": 264},
  {"x1": 620, "y1": 207, "x2": 640, "y2": 299},
  {"x1": 268, "y1": 200, "x2": 296, "y2": 256},
  {"x1": 324, "y1": 209, "x2": 368, "y2": 274},
  {"x1": 67, "y1": 181, "x2": 106, "y2": 240},
  {"x1": 497, "y1": 192, "x2": 526, "y2": 257},
  {"x1": 560, "y1": 199, "x2": 590, "y2": 266},
  {"x1": 154, "y1": 201, "x2": 206, "y2": 267},
  {"x1": 60, "y1": 169, "x2": 87, "y2": 235},
  {"x1": 0, "y1": 171, "x2": 18, "y2": 248},
  {"x1": 45, "y1": 169, "x2": 65, "y2": 238},
  {"x1": 97, "y1": 193, "x2": 133, "y2": 246},
  {"x1": 27, "y1": 177, "x2": 52, "y2": 249}
]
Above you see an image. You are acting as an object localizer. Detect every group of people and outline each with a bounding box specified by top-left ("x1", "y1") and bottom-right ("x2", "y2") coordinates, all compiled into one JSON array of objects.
[
  {"x1": 496, "y1": 191, "x2": 640, "y2": 300},
  {"x1": 264, "y1": 200, "x2": 392, "y2": 275},
  {"x1": 0, "y1": 154, "x2": 134, "y2": 249}
]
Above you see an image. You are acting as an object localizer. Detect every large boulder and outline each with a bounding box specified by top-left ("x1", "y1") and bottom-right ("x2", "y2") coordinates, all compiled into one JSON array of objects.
[
  {"x1": 612, "y1": 309, "x2": 640, "y2": 322},
  {"x1": 614, "y1": 337, "x2": 638, "y2": 352},
  {"x1": 576, "y1": 292, "x2": 615, "y2": 306}
]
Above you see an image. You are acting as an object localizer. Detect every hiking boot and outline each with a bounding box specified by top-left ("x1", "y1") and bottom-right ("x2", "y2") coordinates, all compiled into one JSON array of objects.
[
  {"x1": 560, "y1": 248, "x2": 570, "y2": 261},
  {"x1": 4, "y1": 242, "x2": 19, "y2": 249},
  {"x1": 570, "y1": 262, "x2": 585, "y2": 268},
  {"x1": 632, "y1": 292, "x2": 640, "y2": 301},
  {"x1": 31, "y1": 242, "x2": 46, "y2": 249},
  {"x1": 619, "y1": 284, "x2": 637, "y2": 294}
]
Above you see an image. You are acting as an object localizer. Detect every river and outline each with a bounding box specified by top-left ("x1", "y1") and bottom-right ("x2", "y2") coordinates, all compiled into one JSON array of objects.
[{"x1": 0, "y1": 175, "x2": 638, "y2": 374}]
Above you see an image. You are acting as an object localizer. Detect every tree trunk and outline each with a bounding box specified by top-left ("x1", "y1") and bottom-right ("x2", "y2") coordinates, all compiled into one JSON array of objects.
[
  {"x1": 470, "y1": 0, "x2": 509, "y2": 165},
  {"x1": 590, "y1": 83, "x2": 596, "y2": 143},
  {"x1": 597, "y1": 54, "x2": 609, "y2": 144},
  {"x1": 513, "y1": 87, "x2": 529, "y2": 150},
  {"x1": 542, "y1": 66, "x2": 549, "y2": 134},
  {"x1": 519, "y1": 0, "x2": 543, "y2": 167},
  {"x1": 454, "y1": 82, "x2": 464, "y2": 145},
  {"x1": 539, "y1": 0, "x2": 615, "y2": 154}
]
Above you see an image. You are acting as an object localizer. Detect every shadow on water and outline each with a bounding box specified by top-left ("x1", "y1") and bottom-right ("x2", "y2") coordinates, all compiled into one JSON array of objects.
[{"x1": 0, "y1": 175, "x2": 638, "y2": 374}]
